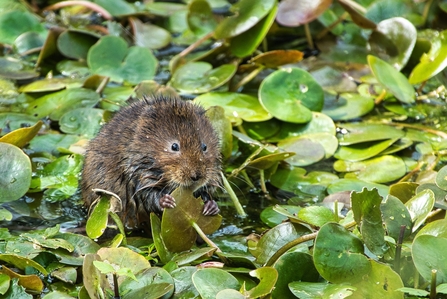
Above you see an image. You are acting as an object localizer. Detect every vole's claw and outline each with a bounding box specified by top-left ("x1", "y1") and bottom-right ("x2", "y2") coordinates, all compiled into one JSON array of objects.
[
  {"x1": 202, "y1": 200, "x2": 219, "y2": 216},
  {"x1": 160, "y1": 194, "x2": 176, "y2": 209}
]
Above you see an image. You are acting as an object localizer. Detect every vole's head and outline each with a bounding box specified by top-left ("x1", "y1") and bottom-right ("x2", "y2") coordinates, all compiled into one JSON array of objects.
[{"x1": 133, "y1": 96, "x2": 221, "y2": 191}]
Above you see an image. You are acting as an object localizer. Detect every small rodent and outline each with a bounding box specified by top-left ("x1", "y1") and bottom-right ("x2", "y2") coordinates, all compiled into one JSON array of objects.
[{"x1": 81, "y1": 95, "x2": 222, "y2": 229}]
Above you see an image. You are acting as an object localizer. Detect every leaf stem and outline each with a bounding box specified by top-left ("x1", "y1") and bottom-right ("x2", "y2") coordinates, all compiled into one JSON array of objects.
[
  {"x1": 430, "y1": 269, "x2": 437, "y2": 299},
  {"x1": 394, "y1": 225, "x2": 406, "y2": 275},
  {"x1": 221, "y1": 172, "x2": 247, "y2": 216},
  {"x1": 110, "y1": 212, "x2": 127, "y2": 246},
  {"x1": 191, "y1": 222, "x2": 221, "y2": 253},
  {"x1": 304, "y1": 23, "x2": 314, "y2": 49}
]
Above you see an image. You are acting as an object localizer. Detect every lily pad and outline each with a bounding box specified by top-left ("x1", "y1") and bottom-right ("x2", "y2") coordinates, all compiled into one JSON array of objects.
[
  {"x1": 170, "y1": 62, "x2": 236, "y2": 94},
  {"x1": 409, "y1": 30, "x2": 447, "y2": 84},
  {"x1": 289, "y1": 281, "x2": 356, "y2": 299},
  {"x1": 194, "y1": 92, "x2": 271, "y2": 122},
  {"x1": 250, "y1": 50, "x2": 304, "y2": 68},
  {"x1": 404, "y1": 189, "x2": 435, "y2": 232},
  {"x1": 337, "y1": 123, "x2": 405, "y2": 145},
  {"x1": 0, "y1": 142, "x2": 31, "y2": 203},
  {"x1": 314, "y1": 222, "x2": 371, "y2": 284},
  {"x1": 130, "y1": 17, "x2": 172, "y2": 50},
  {"x1": 0, "y1": 120, "x2": 42, "y2": 148},
  {"x1": 368, "y1": 55, "x2": 415, "y2": 103},
  {"x1": 322, "y1": 92, "x2": 375, "y2": 121},
  {"x1": 0, "y1": 10, "x2": 46, "y2": 45},
  {"x1": 57, "y1": 30, "x2": 99, "y2": 60},
  {"x1": 278, "y1": 137, "x2": 325, "y2": 166},
  {"x1": 86, "y1": 195, "x2": 110, "y2": 240},
  {"x1": 87, "y1": 35, "x2": 158, "y2": 84},
  {"x1": 26, "y1": 88, "x2": 100, "y2": 121},
  {"x1": 214, "y1": 0, "x2": 276, "y2": 39},
  {"x1": 368, "y1": 17, "x2": 417, "y2": 70},
  {"x1": 59, "y1": 108, "x2": 104, "y2": 138},
  {"x1": 230, "y1": 5, "x2": 278, "y2": 58},
  {"x1": 334, "y1": 155, "x2": 406, "y2": 183},
  {"x1": 334, "y1": 138, "x2": 399, "y2": 161},
  {"x1": 259, "y1": 68, "x2": 324, "y2": 123},
  {"x1": 192, "y1": 268, "x2": 240, "y2": 299},
  {"x1": 161, "y1": 187, "x2": 222, "y2": 252},
  {"x1": 412, "y1": 219, "x2": 447, "y2": 285}
]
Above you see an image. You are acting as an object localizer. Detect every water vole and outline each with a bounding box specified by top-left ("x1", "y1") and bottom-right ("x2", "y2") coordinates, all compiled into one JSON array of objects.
[{"x1": 81, "y1": 95, "x2": 222, "y2": 229}]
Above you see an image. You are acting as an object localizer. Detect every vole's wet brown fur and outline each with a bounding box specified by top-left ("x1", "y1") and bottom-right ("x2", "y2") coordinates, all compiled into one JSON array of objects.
[{"x1": 81, "y1": 95, "x2": 221, "y2": 229}]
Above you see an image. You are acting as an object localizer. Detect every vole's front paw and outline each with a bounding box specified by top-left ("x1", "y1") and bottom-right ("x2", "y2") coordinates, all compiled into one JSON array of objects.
[
  {"x1": 160, "y1": 194, "x2": 176, "y2": 209},
  {"x1": 202, "y1": 199, "x2": 219, "y2": 216}
]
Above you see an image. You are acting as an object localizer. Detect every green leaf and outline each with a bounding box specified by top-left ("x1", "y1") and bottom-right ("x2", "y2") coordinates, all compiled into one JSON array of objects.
[
  {"x1": 298, "y1": 206, "x2": 336, "y2": 227},
  {"x1": 337, "y1": 123, "x2": 405, "y2": 145},
  {"x1": 259, "y1": 68, "x2": 324, "y2": 123},
  {"x1": 323, "y1": 93, "x2": 375, "y2": 121},
  {"x1": 351, "y1": 188, "x2": 388, "y2": 256},
  {"x1": 59, "y1": 108, "x2": 104, "y2": 138},
  {"x1": 405, "y1": 189, "x2": 435, "y2": 232},
  {"x1": 380, "y1": 195, "x2": 412, "y2": 240},
  {"x1": 192, "y1": 268, "x2": 240, "y2": 299},
  {"x1": 409, "y1": 30, "x2": 447, "y2": 84},
  {"x1": 214, "y1": 0, "x2": 276, "y2": 39},
  {"x1": 93, "y1": 261, "x2": 116, "y2": 274},
  {"x1": 230, "y1": 5, "x2": 277, "y2": 58},
  {"x1": 289, "y1": 282, "x2": 356, "y2": 299},
  {"x1": 194, "y1": 92, "x2": 271, "y2": 122},
  {"x1": 87, "y1": 35, "x2": 158, "y2": 84},
  {"x1": 57, "y1": 30, "x2": 99, "y2": 60},
  {"x1": 368, "y1": 17, "x2": 417, "y2": 70},
  {"x1": 314, "y1": 223, "x2": 371, "y2": 284},
  {"x1": 334, "y1": 155, "x2": 406, "y2": 183},
  {"x1": 26, "y1": 88, "x2": 100, "y2": 121},
  {"x1": 86, "y1": 195, "x2": 110, "y2": 240},
  {"x1": 0, "y1": 142, "x2": 31, "y2": 203},
  {"x1": 334, "y1": 138, "x2": 399, "y2": 162},
  {"x1": 170, "y1": 62, "x2": 236, "y2": 94},
  {"x1": 0, "y1": 10, "x2": 45, "y2": 44},
  {"x1": 368, "y1": 55, "x2": 415, "y2": 103}
]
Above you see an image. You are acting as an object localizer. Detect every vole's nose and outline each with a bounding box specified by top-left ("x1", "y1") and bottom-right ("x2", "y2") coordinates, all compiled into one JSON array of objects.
[{"x1": 191, "y1": 173, "x2": 202, "y2": 182}]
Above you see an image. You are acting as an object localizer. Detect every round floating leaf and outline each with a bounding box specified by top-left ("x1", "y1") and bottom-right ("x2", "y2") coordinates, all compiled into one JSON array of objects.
[
  {"x1": 188, "y1": 0, "x2": 217, "y2": 36},
  {"x1": 328, "y1": 179, "x2": 390, "y2": 199},
  {"x1": 381, "y1": 195, "x2": 412, "y2": 240},
  {"x1": 276, "y1": 0, "x2": 332, "y2": 26},
  {"x1": 0, "y1": 10, "x2": 45, "y2": 45},
  {"x1": 120, "y1": 267, "x2": 174, "y2": 299},
  {"x1": 170, "y1": 62, "x2": 236, "y2": 94},
  {"x1": 337, "y1": 123, "x2": 405, "y2": 145},
  {"x1": 323, "y1": 93, "x2": 375, "y2": 121},
  {"x1": 87, "y1": 35, "x2": 158, "y2": 84},
  {"x1": 272, "y1": 252, "x2": 319, "y2": 298},
  {"x1": 192, "y1": 268, "x2": 240, "y2": 299},
  {"x1": 259, "y1": 68, "x2": 324, "y2": 123},
  {"x1": 0, "y1": 57, "x2": 39, "y2": 80},
  {"x1": 278, "y1": 137, "x2": 325, "y2": 166},
  {"x1": 161, "y1": 187, "x2": 221, "y2": 252},
  {"x1": 314, "y1": 223, "x2": 371, "y2": 284},
  {"x1": 405, "y1": 189, "x2": 435, "y2": 232},
  {"x1": 260, "y1": 205, "x2": 301, "y2": 227},
  {"x1": 334, "y1": 155, "x2": 406, "y2": 183},
  {"x1": 334, "y1": 138, "x2": 399, "y2": 162},
  {"x1": 348, "y1": 260, "x2": 403, "y2": 299},
  {"x1": 57, "y1": 30, "x2": 99, "y2": 60},
  {"x1": 195, "y1": 92, "x2": 271, "y2": 122},
  {"x1": 436, "y1": 165, "x2": 447, "y2": 191},
  {"x1": 214, "y1": 0, "x2": 276, "y2": 39},
  {"x1": 368, "y1": 55, "x2": 415, "y2": 103},
  {"x1": 14, "y1": 31, "x2": 44, "y2": 54},
  {"x1": 0, "y1": 142, "x2": 31, "y2": 203},
  {"x1": 368, "y1": 17, "x2": 416, "y2": 70},
  {"x1": 59, "y1": 108, "x2": 104, "y2": 138},
  {"x1": 255, "y1": 222, "x2": 311, "y2": 265},
  {"x1": 298, "y1": 206, "x2": 336, "y2": 227},
  {"x1": 26, "y1": 88, "x2": 100, "y2": 121},
  {"x1": 230, "y1": 5, "x2": 277, "y2": 58},
  {"x1": 409, "y1": 30, "x2": 447, "y2": 84},
  {"x1": 412, "y1": 219, "x2": 447, "y2": 285},
  {"x1": 290, "y1": 281, "x2": 355, "y2": 299},
  {"x1": 19, "y1": 77, "x2": 82, "y2": 93},
  {"x1": 131, "y1": 17, "x2": 172, "y2": 50}
]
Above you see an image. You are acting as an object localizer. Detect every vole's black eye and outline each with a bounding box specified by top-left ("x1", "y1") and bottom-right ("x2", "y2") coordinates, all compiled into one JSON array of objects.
[
  {"x1": 201, "y1": 143, "x2": 207, "y2": 151},
  {"x1": 171, "y1": 143, "x2": 180, "y2": 151}
]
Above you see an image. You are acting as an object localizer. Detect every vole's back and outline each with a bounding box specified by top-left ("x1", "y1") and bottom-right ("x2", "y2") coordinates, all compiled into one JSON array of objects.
[{"x1": 81, "y1": 96, "x2": 221, "y2": 229}]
